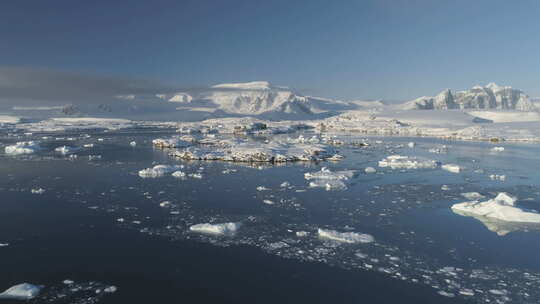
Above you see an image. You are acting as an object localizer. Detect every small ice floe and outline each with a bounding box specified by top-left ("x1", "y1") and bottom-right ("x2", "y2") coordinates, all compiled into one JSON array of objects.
[
  {"x1": 152, "y1": 137, "x2": 190, "y2": 148},
  {"x1": 318, "y1": 228, "x2": 374, "y2": 244},
  {"x1": 364, "y1": 167, "x2": 377, "y2": 174},
  {"x1": 378, "y1": 155, "x2": 438, "y2": 170},
  {"x1": 188, "y1": 173, "x2": 203, "y2": 179},
  {"x1": 451, "y1": 193, "x2": 540, "y2": 223},
  {"x1": 280, "y1": 181, "x2": 291, "y2": 188},
  {"x1": 489, "y1": 174, "x2": 506, "y2": 181},
  {"x1": 428, "y1": 145, "x2": 448, "y2": 154},
  {"x1": 0, "y1": 283, "x2": 42, "y2": 300},
  {"x1": 189, "y1": 222, "x2": 241, "y2": 236},
  {"x1": 130, "y1": 141, "x2": 137, "y2": 147},
  {"x1": 31, "y1": 188, "x2": 45, "y2": 194},
  {"x1": 83, "y1": 143, "x2": 94, "y2": 148},
  {"x1": 262, "y1": 199, "x2": 275, "y2": 205},
  {"x1": 305, "y1": 167, "x2": 355, "y2": 191},
  {"x1": 441, "y1": 164, "x2": 461, "y2": 173},
  {"x1": 296, "y1": 231, "x2": 309, "y2": 237},
  {"x1": 5, "y1": 141, "x2": 41, "y2": 155},
  {"x1": 62, "y1": 280, "x2": 74, "y2": 285},
  {"x1": 0, "y1": 243, "x2": 9, "y2": 247},
  {"x1": 327, "y1": 154, "x2": 344, "y2": 161},
  {"x1": 104, "y1": 286, "x2": 117, "y2": 293},
  {"x1": 55, "y1": 146, "x2": 79, "y2": 155},
  {"x1": 441, "y1": 185, "x2": 450, "y2": 191},
  {"x1": 491, "y1": 146, "x2": 505, "y2": 152},
  {"x1": 407, "y1": 142, "x2": 415, "y2": 148},
  {"x1": 461, "y1": 192, "x2": 485, "y2": 200},
  {"x1": 159, "y1": 201, "x2": 171, "y2": 208},
  {"x1": 171, "y1": 171, "x2": 186, "y2": 178},
  {"x1": 138, "y1": 165, "x2": 181, "y2": 178},
  {"x1": 256, "y1": 186, "x2": 270, "y2": 191}
]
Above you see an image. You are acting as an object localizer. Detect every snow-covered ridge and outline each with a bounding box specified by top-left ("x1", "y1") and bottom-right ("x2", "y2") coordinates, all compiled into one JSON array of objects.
[
  {"x1": 403, "y1": 83, "x2": 535, "y2": 111},
  {"x1": 211, "y1": 81, "x2": 272, "y2": 90}
]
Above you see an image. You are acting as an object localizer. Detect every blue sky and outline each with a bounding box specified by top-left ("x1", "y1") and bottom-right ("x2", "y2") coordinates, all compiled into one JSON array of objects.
[{"x1": 1, "y1": 0, "x2": 540, "y2": 101}]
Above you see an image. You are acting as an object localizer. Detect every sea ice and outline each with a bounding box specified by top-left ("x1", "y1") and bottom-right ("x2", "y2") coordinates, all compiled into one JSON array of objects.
[
  {"x1": 55, "y1": 146, "x2": 79, "y2": 155},
  {"x1": 442, "y1": 164, "x2": 461, "y2": 173},
  {"x1": 138, "y1": 165, "x2": 181, "y2": 178},
  {"x1": 31, "y1": 188, "x2": 45, "y2": 194},
  {"x1": 491, "y1": 147, "x2": 505, "y2": 152},
  {"x1": 317, "y1": 228, "x2": 375, "y2": 244},
  {"x1": 378, "y1": 155, "x2": 438, "y2": 169},
  {"x1": 0, "y1": 283, "x2": 42, "y2": 300},
  {"x1": 5, "y1": 141, "x2": 40, "y2": 155},
  {"x1": 452, "y1": 193, "x2": 540, "y2": 223},
  {"x1": 189, "y1": 222, "x2": 241, "y2": 236},
  {"x1": 364, "y1": 167, "x2": 377, "y2": 174},
  {"x1": 461, "y1": 192, "x2": 485, "y2": 200},
  {"x1": 304, "y1": 167, "x2": 355, "y2": 191}
]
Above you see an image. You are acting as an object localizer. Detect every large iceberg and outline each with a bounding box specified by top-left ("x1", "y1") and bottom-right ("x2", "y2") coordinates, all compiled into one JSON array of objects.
[{"x1": 451, "y1": 193, "x2": 540, "y2": 224}]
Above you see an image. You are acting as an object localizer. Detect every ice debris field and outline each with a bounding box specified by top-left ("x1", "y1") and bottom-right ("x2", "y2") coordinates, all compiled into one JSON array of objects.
[{"x1": 2, "y1": 82, "x2": 540, "y2": 303}]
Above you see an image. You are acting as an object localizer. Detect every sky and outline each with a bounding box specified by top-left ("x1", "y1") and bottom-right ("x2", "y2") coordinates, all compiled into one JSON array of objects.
[{"x1": 1, "y1": 0, "x2": 540, "y2": 103}]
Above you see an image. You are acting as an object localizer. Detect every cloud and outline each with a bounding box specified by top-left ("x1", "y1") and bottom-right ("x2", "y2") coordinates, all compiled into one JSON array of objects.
[{"x1": 0, "y1": 66, "x2": 173, "y2": 106}]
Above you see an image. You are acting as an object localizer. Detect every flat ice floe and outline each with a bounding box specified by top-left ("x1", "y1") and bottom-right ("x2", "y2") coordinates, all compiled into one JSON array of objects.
[
  {"x1": 0, "y1": 283, "x2": 42, "y2": 300},
  {"x1": 378, "y1": 155, "x2": 438, "y2": 169},
  {"x1": 317, "y1": 228, "x2": 375, "y2": 244},
  {"x1": 451, "y1": 193, "x2": 540, "y2": 224},
  {"x1": 442, "y1": 163, "x2": 461, "y2": 173},
  {"x1": 189, "y1": 222, "x2": 241, "y2": 236},
  {"x1": 304, "y1": 167, "x2": 355, "y2": 191},
  {"x1": 5, "y1": 141, "x2": 41, "y2": 155},
  {"x1": 138, "y1": 165, "x2": 181, "y2": 178},
  {"x1": 54, "y1": 145, "x2": 79, "y2": 155}
]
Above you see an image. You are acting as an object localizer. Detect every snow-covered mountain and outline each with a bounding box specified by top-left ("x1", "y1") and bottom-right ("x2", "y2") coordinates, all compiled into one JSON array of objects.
[{"x1": 402, "y1": 83, "x2": 535, "y2": 111}]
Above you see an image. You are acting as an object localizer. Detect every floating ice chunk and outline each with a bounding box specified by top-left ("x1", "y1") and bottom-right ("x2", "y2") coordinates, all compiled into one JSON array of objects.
[
  {"x1": 452, "y1": 193, "x2": 540, "y2": 223},
  {"x1": 189, "y1": 222, "x2": 241, "y2": 236},
  {"x1": 437, "y1": 291, "x2": 455, "y2": 298},
  {"x1": 441, "y1": 185, "x2": 450, "y2": 191},
  {"x1": 256, "y1": 186, "x2": 270, "y2": 191},
  {"x1": 407, "y1": 142, "x2": 415, "y2": 148},
  {"x1": 0, "y1": 243, "x2": 8, "y2": 247},
  {"x1": 317, "y1": 228, "x2": 374, "y2": 244},
  {"x1": 152, "y1": 137, "x2": 190, "y2": 148},
  {"x1": 5, "y1": 141, "x2": 41, "y2": 155},
  {"x1": 55, "y1": 146, "x2": 79, "y2": 155},
  {"x1": 171, "y1": 171, "x2": 186, "y2": 178},
  {"x1": 159, "y1": 201, "x2": 171, "y2": 207},
  {"x1": 262, "y1": 199, "x2": 275, "y2": 205},
  {"x1": 138, "y1": 165, "x2": 181, "y2": 178},
  {"x1": 442, "y1": 164, "x2": 461, "y2": 173},
  {"x1": 62, "y1": 280, "x2": 74, "y2": 285},
  {"x1": 296, "y1": 231, "x2": 309, "y2": 237},
  {"x1": 188, "y1": 173, "x2": 203, "y2": 179},
  {"x1": 489, "y1": 174, "x2": 506, "y2": 181},
  {"x1": 461, "y1": 192, "x2": 485, "y2": 200},
  {"x1": 104, "y1": 286, "x2": 117, "y2": 293},
  {"x1": 491, "y1": 146, "x2": 505, "y2": 152},
  {"x1": 0, "y1": 283, "x2": 42, "y2": 300},
  {"x1": 83, "y1": 143, "x2": 94, "y2": 148},
  {"x1": 364, "y1": 167, "x2": 377, "y2": 174},
  {"x1": 378, "y1": 155, "x2": 438, "y2": 169},
  {"x1": 305, "y1": 167, "x2": 355, "y2": 191},
  {"x1": 280, "y1": 181, "x2": 291, "y2": 188},
  {"x1": 130, "y1": 141, "x2": 137, "y2": 147},
  {"x1": 31, "y1": 188, "x2": 45, "y2": 194}
]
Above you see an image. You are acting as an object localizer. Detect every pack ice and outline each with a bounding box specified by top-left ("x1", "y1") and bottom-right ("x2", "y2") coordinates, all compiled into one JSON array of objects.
[
  {"x1": 378, "y1": 155, "x2": 438, "y2": 169},
  {"x1": 0, "y1": 283, "x2": 42, "y2": 300},
  {"x1": 451, "y1": 193, "x2": 540, "y2": 223},
  {"x1": 5, "y1": 141, "x2": 41, "y2": 155},
  {"x1": 189, "y1": 222, "x2": 241, "y2": 236}
]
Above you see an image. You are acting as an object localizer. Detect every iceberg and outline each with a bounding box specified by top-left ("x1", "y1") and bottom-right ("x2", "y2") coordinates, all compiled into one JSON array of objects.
[
  {"x1": 189, "y1": 222, "x2": 241, "y2": 236},
  {"x1": 0, "y1": 283, "x2": 42, "y2": 300},
  {"x1": 442, "y1": 164, "x2": 461, "y2": 173},
  {"x1": 451, "y1": 193, "x2": 540, "y2": 224},
  {"x1": 317, "y1": 228, "x2": 375, "y2": 244}
]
